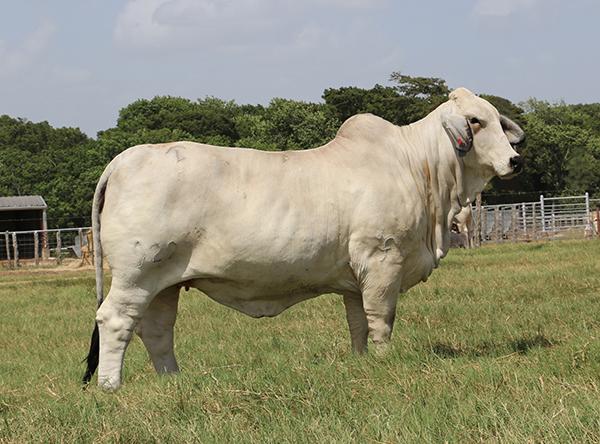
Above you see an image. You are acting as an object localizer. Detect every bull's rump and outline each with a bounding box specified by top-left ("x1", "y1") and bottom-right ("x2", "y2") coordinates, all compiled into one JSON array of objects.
[{"x1": 99, "y1": 141, "x2": 358, "y2": 300}]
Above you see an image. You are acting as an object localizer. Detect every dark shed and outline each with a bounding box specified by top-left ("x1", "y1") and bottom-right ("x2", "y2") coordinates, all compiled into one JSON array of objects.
[{"x1": 0, "y1": 196, "x2": 48, "y2": 260}]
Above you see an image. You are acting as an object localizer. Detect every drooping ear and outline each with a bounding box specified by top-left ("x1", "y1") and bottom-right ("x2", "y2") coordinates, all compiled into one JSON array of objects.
[
  {"x1": 441, "y1": 113, "x2": 473, "y2": 156},
  {"x1": 500, "y1": 115, "x2": 525, "y2": 145}
]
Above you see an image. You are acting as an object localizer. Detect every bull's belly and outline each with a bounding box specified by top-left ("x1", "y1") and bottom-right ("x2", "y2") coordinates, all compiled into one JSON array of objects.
[{"x1": 188, "y1": 277, "x2": 346, "y2": 318}]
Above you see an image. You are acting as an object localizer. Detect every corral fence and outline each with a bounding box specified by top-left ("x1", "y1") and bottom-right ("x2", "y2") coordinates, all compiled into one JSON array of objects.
[
  {"x1": 0, "y1": 227, "x2": 93, "y2": 269},
  {"x1": 473, "y1": 193, "x2": 600, "y2": 245}
]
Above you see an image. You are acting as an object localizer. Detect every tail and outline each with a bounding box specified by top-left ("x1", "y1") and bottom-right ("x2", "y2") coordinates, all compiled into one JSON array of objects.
[{"x1": 83, "y1": 167, "x2": 111, "y2": 386}]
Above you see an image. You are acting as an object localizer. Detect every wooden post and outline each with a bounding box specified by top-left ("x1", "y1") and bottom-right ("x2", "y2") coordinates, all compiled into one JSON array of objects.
[
  {"x1": 56, "y1": 231, "x2": 62, "y2": 265},
  {"x1": 475, "y1": 194, "x2": 482, "y2": 247},
  {"x1": 88, "y1": 230, "x2": 94, "y2": 265},
  {"x1": 596, "y1": 206, "x2": 600, "y2": 237},
  {"x1": 42, "y1": 210, "x2": 49, "y2": 260},
  {"x1": 12, "y1": 232, "x2": 19, "y2": 268},
  {"x1": 34, "y1": 231, "x2": 39, "y2": 266},
  {"x1": 522, "y1": 203, "x2": 527, "y2": 235},
  {"x1": 511, "y1": 205, "x2": 517, "y2": 241},
  {"x1": 4, "y1": 232, "x2": 11, "y2": 269},
  {"x1": 78, "y1": 228, "x2": 87, "y2": 265}
]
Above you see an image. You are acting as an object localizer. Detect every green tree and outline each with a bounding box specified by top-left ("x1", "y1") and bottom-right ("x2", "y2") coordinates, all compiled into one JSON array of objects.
[
  {"x1": 236, "y1": 99, "x2": 339, "y2": 151},
  {"x1": 518, "y1": 99, "x2": 600, "y2": 197},
  {"x1": 322, "y1": 84, "x2": 404, "y2": 124},
  {"x1": 389, "y1": 72, "x2": 450, "y2": 122},
  {"x1": 116, "y1": 96, "x2": 241, "y2": 146},
  {"x1": 0, "y1": 115, "x2": 94, "y2": 226}
]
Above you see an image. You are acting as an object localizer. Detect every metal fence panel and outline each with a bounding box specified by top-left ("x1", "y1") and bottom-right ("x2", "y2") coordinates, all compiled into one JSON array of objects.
[{"x1": 474, "y1": 194, "x2": 596, "y2": 244}]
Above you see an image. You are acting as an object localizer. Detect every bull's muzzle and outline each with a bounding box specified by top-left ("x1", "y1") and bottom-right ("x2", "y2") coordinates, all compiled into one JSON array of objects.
[{"x1": 509, "y1": 155, "x2": 523, "y2": 174}]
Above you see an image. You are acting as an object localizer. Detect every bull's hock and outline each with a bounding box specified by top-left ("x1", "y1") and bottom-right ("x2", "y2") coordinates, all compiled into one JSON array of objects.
[{"x1": 83, "y1": 87, "x2": 524, "y2": 390}]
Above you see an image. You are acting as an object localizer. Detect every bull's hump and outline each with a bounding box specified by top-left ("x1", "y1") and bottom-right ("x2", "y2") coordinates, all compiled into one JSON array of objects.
[{"x1": 335, "y1": 114, "x2": 395, "y2": 143}]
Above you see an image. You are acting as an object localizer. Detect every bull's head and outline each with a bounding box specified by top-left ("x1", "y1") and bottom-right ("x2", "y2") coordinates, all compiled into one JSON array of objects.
[{"x1": 441, "y1": 87, "x2": 525, "y2": 179}]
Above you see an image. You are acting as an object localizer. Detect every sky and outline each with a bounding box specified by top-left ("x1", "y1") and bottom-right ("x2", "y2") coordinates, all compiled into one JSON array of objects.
[{"x1": 1, "y1": 0, "x2": 599, "y2": 137}]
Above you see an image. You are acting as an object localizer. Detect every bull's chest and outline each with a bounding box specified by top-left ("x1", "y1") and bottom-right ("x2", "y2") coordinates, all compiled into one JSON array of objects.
[
  {"x1": 398, "y1": 245, "x2": 437, "y2": 291},
  {"x1": 372, "y1": 236, "x2": 437, "y2": 292}
]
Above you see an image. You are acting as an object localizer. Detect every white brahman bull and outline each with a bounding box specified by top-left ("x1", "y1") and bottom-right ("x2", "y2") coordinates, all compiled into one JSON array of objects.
[{"x1": 83, "y1": 87, "x2": 524, "y2": 390}]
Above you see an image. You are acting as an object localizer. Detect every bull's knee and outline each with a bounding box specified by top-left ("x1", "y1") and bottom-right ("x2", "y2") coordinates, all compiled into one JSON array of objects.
[
  {"x1": 368, "y1": 317, "x2": 393, "y2": 345},
  {"x1": 97, "y1": 305, "x2": 136, "y2": 342}
]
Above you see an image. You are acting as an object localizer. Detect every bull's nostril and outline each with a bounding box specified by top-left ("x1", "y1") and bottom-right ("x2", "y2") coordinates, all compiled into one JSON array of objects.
[{"x1": 509, "y1": 155, "x2": 523, "y2": 172}]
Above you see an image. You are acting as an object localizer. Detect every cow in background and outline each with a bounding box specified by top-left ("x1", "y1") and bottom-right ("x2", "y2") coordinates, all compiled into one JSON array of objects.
[{"x1": 451, "y1": 206, "x2": 475, "y2": 248}]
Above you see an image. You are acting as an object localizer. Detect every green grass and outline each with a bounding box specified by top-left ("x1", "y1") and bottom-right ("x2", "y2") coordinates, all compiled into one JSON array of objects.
[{"x1": 1, "y1": 239, "x2": 600, "y2": 442}]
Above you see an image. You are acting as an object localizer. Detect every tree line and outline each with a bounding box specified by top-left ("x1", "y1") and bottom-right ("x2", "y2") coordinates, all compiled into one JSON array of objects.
[{"x1": 1, "y1": 73, "x2": 599, "y2": 227}]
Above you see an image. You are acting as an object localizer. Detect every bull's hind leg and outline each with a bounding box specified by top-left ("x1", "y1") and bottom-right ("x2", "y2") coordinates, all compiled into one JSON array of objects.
[
  {"x1": 136, "y1": 285, "x2": 180, "y2": 374},
  {"x1": 96, "y1": 281, "x2": 156, "y2": 391}
]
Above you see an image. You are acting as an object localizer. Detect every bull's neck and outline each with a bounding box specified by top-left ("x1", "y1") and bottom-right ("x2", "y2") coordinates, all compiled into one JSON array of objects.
[{"x1": 396, "y1": 107, "x2": 468, "y2": 262}]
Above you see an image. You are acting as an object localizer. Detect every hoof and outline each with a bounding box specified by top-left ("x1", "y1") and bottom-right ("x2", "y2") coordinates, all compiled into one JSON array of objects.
[{"x1": 98, "y1": 376, "x2": 121, "y2": 392}]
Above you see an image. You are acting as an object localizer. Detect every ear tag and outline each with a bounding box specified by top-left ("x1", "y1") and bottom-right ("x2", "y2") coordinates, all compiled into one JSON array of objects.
[{"x1": 441, "y1": 114, "x2": 472, "y2": 157}]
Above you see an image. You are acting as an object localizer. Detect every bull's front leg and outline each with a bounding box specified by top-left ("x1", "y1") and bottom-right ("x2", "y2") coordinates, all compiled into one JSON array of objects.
[
  {"x1": 362, "y1": 290, "x2": 398, "y2": 353},
  {"x1": 96, "y1": 280, "x2": 156, "y2": 391},
  {"x1": 359, "y1": 269, "x2": 401, "y2": 354},
  {"x1": 343, "y1": 293, "x2": 368, "y2": 354}
]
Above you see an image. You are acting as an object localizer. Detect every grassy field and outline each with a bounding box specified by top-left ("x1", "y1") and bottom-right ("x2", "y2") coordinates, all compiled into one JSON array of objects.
[{"x1": 1, "y1": 240, "x2": 600, "y2": 443}]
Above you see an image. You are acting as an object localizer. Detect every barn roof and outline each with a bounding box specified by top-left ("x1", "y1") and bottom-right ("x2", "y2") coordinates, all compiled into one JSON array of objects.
[{"x1": 0, "y1": 196, "x2": 47, "y2": 211}]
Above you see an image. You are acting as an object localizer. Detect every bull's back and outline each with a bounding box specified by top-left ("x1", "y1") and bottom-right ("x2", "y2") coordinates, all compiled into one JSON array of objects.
[{"x1": 100, "y1": 142, "x2": 355, "y2": 288}]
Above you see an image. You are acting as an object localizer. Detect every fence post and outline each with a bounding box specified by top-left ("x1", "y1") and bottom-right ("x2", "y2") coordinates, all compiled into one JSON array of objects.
[
  {"x1": 12, "y1": 233, "x2": 19, "y2": 268},
  {"x1": 532, "y1": 203, "x2": 537, "y2": 240},
  {"x1": 34, "y1": 231, "x2": 39, "y2": 266},
  {"x1": 585, "y1": 192, "x2": 592, "y2": 234},
  {"x1": 596, "y1": 206, "x2": 600, "y2": 236},
  {"x1": 89, "y1": 230, "x2": 94, "y2": 265},
  {"x1": 511, "y1": 205, "x2": 517, "y2": 241},
  {"x1": 522, "y1": 203, "x2": 527, "y2": 235},
  {"x1": 56, "y1": 231, "x2": 62, "y2": 265},
  {"x1": 4, "y1": 231, "x2": 11, "y2": 269},
  {"x1": 493, "y1": 207, "x2": 500, "y2": 242},
  {"x1": 481, "y1": 207, "x2": 487, "y2": 243},
  {"x1": 585, "y1": 192, "x2": 590, "y2": 215},
  {"x1": 540, "y1": 194, "x2": 546, "y2": 233},
  {"x1": 78, "y1": 228, "x2": 86, "y2": 265},
  {"x1": 475, "y1": 194, "x2": 482, "y2": 247},
  {"x1": 42, "y1": 230, "x2": 49, "y2": 260}
]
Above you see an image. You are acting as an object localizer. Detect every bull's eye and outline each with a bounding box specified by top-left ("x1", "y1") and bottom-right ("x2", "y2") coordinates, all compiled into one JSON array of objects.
[{"x1": 469, "y1": 117, "x2": 480, "y2": 125}]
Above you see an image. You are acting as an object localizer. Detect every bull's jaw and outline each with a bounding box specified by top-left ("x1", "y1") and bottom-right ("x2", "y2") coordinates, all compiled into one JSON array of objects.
[
  {"x1": 494, "y1": 161, "x2": 518, "y2": 180},
  {"x1": 497, "y1": 167, "x2": 521, "y2": 180}
]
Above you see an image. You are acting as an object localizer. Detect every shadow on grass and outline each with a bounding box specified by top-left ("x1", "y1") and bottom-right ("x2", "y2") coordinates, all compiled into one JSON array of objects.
[{"x1": 429, "y1": 332, "x2": 555, "y2": 359}]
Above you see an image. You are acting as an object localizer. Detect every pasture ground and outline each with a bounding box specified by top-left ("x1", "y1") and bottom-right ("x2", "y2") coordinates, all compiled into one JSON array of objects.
[{"x1": 1, "y1": 240, "x2": 600, "y2": 442}]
